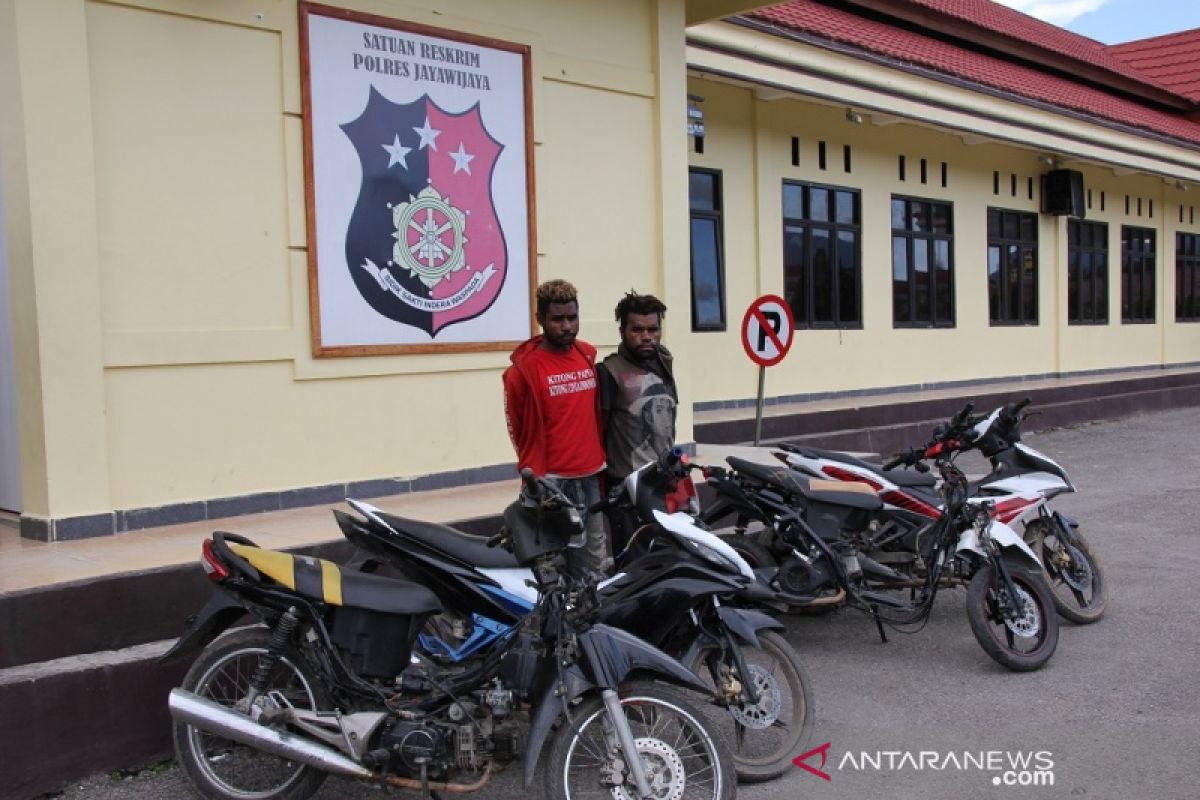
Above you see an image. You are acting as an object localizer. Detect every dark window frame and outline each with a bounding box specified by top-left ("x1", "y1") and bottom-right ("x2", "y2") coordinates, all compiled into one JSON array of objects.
[
  {"x1": 1177, "y1": 232, "x2": 1200, "y2": 323},
  {"x1": 688, "y1": 168, "x2": 727, "y2": 332},
  {"x1": 1067, "y1": 219, "x2": 1109, "y2": 325},
  {"x1": 891, "y1": 195, "x2": 956, "y2": 328},
  {"x1": 781, "y1": 180, "x2": 863, "y2": 330},
  {"x1": 1121, "y1": 225, "x2": 1156, "y2": 324},
  {"x1": 986, "y1": 208, "x2": 1039, "y2": 326}
]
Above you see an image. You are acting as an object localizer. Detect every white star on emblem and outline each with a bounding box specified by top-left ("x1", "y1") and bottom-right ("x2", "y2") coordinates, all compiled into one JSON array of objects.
[
  {"x1": 413, "y1": 117, "x2": 441, "y2": 150},
  {"x1": 382, "y1": 134, "x2": 412, "y2": 169},
  {"x1": 450, "y1": 142, "x2": 475, "y2": 175}
]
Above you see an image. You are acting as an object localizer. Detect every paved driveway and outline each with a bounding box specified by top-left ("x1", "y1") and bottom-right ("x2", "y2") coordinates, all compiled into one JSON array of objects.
[{"x1": 51, "y1": 407, "x2": 1200, "y2": 800}]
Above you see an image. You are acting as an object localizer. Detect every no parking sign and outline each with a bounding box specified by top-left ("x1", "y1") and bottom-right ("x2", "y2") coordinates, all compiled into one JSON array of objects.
[
  {"x1": 741, "y1": 294, "x2": 795, "y2": 444},
  {"x1": 741, "y1": 294, "x2": 794, "y2": 367}
]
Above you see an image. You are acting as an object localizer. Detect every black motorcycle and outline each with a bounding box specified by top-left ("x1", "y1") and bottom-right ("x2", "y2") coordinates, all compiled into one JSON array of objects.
[
  {"x1": 163, "y1": 473, "x2": 736, "y2": 800},
  {"x1": 337, "y1": 450, "x2": 813, "y2": 783}
]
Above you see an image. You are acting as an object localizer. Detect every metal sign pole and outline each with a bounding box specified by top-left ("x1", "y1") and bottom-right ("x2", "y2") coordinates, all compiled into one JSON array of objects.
[{"x1": 754, "y1": 365, "x2": 766, "y2": 446}]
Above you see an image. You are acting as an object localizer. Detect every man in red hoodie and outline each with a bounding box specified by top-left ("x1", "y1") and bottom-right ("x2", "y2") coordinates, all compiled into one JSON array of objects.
[{"x1": 503, "y1": 279, "x2": 610, "y2": 575}]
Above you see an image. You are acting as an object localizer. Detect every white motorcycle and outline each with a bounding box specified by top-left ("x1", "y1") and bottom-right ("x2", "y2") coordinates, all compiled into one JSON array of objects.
[{"x1": 778, "y1": 399, "x2": 1106, "y2": 624}]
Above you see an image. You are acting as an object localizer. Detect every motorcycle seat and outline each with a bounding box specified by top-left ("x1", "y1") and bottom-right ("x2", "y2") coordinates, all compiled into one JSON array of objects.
[
  {"x1": 227, "y1": 542, "x2": 442, "y2": 615},
  {"x1": 726, "y1": 457, "x2": 883, "y2": 510},
  {"x1": 782, "y1": 445, "x2": 936, "y2": 489},
  {"x1": 375, "y1": 511, "x2": 521, "y2": 569}
]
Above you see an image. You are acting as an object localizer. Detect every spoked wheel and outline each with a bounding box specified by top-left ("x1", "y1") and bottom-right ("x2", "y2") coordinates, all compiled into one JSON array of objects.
[
  {"x1": 966, "y1": 557, "x2": 1060, "y2": 672},
  {"x1": 1026, "y1": 520, "x2": 1107, "y2": 624},
  {"x1": 173, "y1": 627, "x2": 329, "y2": 800},
  {"x1": 544, "y1": 681, "x2": 735, "y2": 800},
  {"x1": 686, "y1": 630, "x2": 814, "y2": 783}
]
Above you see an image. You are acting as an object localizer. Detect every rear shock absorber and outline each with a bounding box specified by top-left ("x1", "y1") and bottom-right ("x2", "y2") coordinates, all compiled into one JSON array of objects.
[{"x1": 246, "y1": 607, "x2": 302, "y2": 704}]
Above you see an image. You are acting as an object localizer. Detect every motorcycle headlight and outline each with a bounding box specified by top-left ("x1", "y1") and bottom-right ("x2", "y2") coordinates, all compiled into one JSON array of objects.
[{"x1": 688, "y1": 538, "x2": 748, "y2": 578}]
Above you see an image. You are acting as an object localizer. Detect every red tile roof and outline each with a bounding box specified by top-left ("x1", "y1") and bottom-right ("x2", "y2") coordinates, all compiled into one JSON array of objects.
[
  {"x1": 744, "y1": 1, "x2": 1200, "y2": 146},
  {"x1": 888, "y1": 0, "x2": 1159, "y2": 86},
  {"x1": 1110, "y1": 29, "x2": 1200, "y2": 102}
]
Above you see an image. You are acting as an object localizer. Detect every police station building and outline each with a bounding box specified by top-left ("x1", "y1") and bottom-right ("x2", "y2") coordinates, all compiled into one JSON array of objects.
[{"x1": 2, "y1": 0, "x2": 1198, "y2": 539}]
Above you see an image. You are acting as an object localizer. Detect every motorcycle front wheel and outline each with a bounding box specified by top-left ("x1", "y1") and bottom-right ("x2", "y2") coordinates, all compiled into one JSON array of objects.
[
  {"x1": 1025, "y1": 519, "x2": 1107, "y2": 624},
  {"x1": 965, "y1": 557, "x2": 1059, "y2": 672},
  {"x1": 686, "y1": 629, "x2": 814, "y2": 783},
  {"x1": 173, "y1": 627, "x2": 329, "y2": 800},
  {"x1": 544, "y1": 680, "x2": 736, "y2": 800}
]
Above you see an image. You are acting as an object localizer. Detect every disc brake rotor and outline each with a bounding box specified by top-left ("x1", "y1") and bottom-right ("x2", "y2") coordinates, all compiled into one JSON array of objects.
[
  {"x1": 612, "y1": 737, "x2": 687, "y2": 800},
  {"x1": 1058, "y1": 543, "x2": 1093, "y2": 592},
  {"x1": 1001, "y1": 585, "x2": 1041, "y2": 638},
  {"x1": 729, "y1": 663, "x2": 783, "y2": 730}
]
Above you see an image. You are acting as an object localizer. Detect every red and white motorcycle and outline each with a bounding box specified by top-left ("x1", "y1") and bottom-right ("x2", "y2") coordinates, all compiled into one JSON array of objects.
[{"x1": 777, "y1": 400, "x2": 1106, "y2": 624}]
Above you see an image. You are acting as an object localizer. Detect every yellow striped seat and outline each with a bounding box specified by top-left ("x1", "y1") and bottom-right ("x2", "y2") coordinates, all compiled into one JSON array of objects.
[{"x1": 228, "y1": 543, "x2": 440, "y2": 616}]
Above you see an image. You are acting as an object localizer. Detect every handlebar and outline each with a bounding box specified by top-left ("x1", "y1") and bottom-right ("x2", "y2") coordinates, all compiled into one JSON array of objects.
[
  {"x1": 1001, "y1": 396, "x2": 1032, "y2": 423},
  {"x1": 882, "y1": 446, "x2": 924, "y2": 471}
]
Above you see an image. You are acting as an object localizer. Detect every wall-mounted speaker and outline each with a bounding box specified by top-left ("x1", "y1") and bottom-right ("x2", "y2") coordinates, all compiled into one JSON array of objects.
[{"x1": 1041, "y1": 169, "x2": 1085, "y2": 218}]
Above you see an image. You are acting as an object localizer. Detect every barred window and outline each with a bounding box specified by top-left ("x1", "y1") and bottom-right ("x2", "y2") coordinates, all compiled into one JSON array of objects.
[
  {"x1": 782, "y1": 181, "x2": 862, "y2": 328},
  {"x1": 892, "y1": 196, "x2": 954, "y2": 327},
  {"x1": 1177, "y1": 232, "x2": 1200, "y2": 322},
  {"x1": 1121, "y1": 226, "x2": 1156, "y2": 324},
  {"x1": 1067, "y1": 220, "x2": 1108, "y2": 325},
  {"x1": 689, "y1": 169, "x2": 726, "y2": 331},
  {"x1": 987, "y1": 209, "x2": 1038, "y2": 325}
]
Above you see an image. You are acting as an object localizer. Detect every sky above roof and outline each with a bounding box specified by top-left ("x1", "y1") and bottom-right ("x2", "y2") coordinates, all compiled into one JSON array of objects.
[{"x1": 994, "y1": 0, "x2": 1199, "y2": 44}]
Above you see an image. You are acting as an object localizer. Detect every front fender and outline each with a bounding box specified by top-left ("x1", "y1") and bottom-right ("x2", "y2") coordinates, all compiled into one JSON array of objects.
[
  {"x1": 716, "y1": 605, "x2": 784, "y2": 649},
  {"x1": 956, "y1": 520, "x2": 1042, "y2": 572},
  {"x1": 579, "y1": 624, "x2": 710, "y2": 693},
  {"x1": 158, "y1": 586, "x2": 247, "y2": 664},
  {"x1": 523, "y1": 663, "x2": 589, "y2": 787}
]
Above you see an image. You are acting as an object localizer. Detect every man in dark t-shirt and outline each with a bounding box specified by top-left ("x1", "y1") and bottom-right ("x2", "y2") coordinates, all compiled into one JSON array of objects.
[
  {"x1": 597, "y1": 291, "x2": 677, "y2": 551},
  {"x1": 503, "y1": 279, "x2": 610, "y2": 575}
]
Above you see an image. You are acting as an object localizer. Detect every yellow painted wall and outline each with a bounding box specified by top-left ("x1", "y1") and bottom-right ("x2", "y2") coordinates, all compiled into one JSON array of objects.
[
  {"x1": 2, "y1": 0, "x2": 688, "y2": 517},
  {"x1": 686, "y1": 73, "x2": 1200, "y2": 404},
  {"x1": 5, "y1": 0, "x2": 1196, "y2": 521}
]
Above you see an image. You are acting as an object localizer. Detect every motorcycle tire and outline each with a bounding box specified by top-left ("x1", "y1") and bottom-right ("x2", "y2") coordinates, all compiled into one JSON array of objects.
[
  {"x1": 965, "y1": 557, "x2": 1059, "y2": 672},
  {"x1": 1025, "y1": 519, "x2": 1107, "y2": 624},
  {"x1": 543, "y1": 680, "x2": 736, "y2": 800},
  {"x1": 686, "y1": 630, "x2": 815, "y2": 783},
  {"x1": 173, "y1": 626, "x2": 330, "y2": 800}
]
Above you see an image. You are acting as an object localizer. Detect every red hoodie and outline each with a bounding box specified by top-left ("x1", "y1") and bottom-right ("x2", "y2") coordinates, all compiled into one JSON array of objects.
[{"x1": 502, "y1": 335, "x2": 605, "y2": 477}]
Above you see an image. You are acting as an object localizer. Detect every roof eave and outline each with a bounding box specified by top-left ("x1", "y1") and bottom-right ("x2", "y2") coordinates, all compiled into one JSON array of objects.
[{"x1": 815, "y1": 0, "x2": 1195, "y2": 111}]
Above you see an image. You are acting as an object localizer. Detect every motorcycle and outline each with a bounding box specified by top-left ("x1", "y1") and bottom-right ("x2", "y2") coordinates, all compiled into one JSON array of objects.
[
  {"x1": 698, "y1": 419, "x2": 1060, "y2": 672},
  {"x1": 778, "y1": 399, "x2": 1106, "y2": 623},
  {"x1": 163, "y1": 472, "x2": 736, "y2": 800},
  {"x1": 337, "y1": 449, "x2": 814, "y2": 783}
]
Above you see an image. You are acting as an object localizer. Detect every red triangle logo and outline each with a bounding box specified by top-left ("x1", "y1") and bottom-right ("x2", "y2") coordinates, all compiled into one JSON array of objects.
[{"x1": 793, "y1": 741, "x2": 832, "y2": 781}]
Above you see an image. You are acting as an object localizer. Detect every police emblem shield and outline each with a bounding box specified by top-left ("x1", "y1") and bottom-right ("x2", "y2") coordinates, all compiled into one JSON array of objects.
[{"x1": 340, "y1": 89, "x2": 506, "y2": 336}]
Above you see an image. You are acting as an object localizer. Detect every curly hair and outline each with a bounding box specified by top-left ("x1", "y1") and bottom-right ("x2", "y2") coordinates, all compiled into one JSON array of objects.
[
  {"x1": 535, "y1": 279, "x2": 579, "y2": 316},
  {"x1": 614, "y1": 290, "x2": 667, "y2": 328}
]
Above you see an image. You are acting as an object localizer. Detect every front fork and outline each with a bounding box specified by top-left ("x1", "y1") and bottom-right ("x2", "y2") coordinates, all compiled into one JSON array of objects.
[
  {"x1": 1040, "y1": 507, "x2": 1080, "y2": 547},
  {"x1": 601, "y1": 689, "x2": 654, "y2": 799},
  {"x1": 990, "y1": 554, "x2": 1026, "y2": 619},
  {"x1": 684, "y1": 604, "x2": 762, "y2": 708}
]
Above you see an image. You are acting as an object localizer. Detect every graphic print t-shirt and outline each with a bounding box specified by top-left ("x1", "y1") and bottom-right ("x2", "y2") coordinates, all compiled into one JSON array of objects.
[
  {"x1": 526, "y1": 346, "x2": 605, "y2": 478},
  {"x1": 599, "y1": 356, "x2": 677, "y2": 480}
]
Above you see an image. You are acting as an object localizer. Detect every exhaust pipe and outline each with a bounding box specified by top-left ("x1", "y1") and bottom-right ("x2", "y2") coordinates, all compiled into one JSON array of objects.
[{"x1": 169, "y1": 689, "x2": 375, "y2": 781}]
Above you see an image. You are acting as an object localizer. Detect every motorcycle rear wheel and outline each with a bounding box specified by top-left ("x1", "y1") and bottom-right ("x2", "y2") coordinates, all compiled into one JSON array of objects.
[
  {"x1": 965, "y1": 558, "x2": 1059, "y2": 672},
  {"x1": 686, "y1": 630, "x2": 814, "y2": 783},
  {"x1": 1025, "y1": 520, "x2": 1107, "y2": 624},
  {"x1": 173, "y1": 627, "x2": 329, "y2": 800},
  {"x1": 544, "y1": 681, "x2": 736, "y2": 800}
]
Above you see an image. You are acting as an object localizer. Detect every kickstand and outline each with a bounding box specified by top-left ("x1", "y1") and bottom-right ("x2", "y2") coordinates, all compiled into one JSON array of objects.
[
  {"x1": 416, "y1": 757, "x2": 432, "y2": 800},
  {"x1": 871, "y1": 607, "x2": 888, "y2": 643}
]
